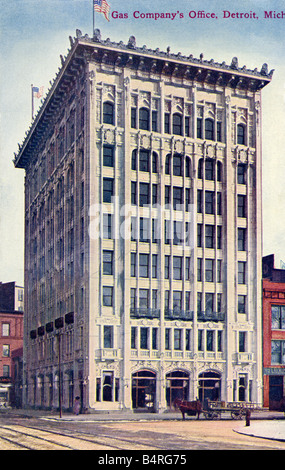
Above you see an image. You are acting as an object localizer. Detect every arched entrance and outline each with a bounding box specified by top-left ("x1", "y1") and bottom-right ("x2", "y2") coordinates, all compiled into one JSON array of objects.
[
  {"x1": 198, "y1": 371, "x2": 221, "y2": 403},
  {"x1": 132, "y1": 370, "x2": 156, "y2": 412},
  {"x1": 166, "y1": 371, "x2": 190, "y2": 408}
]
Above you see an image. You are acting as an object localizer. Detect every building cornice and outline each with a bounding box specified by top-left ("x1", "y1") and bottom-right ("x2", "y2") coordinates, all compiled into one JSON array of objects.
[{"x1": 13, "y1": 29, "x2": 274, "y2": 170}]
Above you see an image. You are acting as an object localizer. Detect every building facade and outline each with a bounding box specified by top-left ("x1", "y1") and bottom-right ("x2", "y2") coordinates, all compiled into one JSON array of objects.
[
  {"x1": 14, "y1": 30, "x2": 272, "y2": 412},
  {"x1": 263, "y1": 255, "x2": 285, "y2": 410},
  {"x1": 0, "y1": 310, "x2": 24, "y2": 406}
]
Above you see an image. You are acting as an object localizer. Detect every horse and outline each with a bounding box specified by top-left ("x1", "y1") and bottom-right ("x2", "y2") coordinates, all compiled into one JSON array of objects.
[{"x1": 173, "y1": 398, "x2": 202, "y2": 420}]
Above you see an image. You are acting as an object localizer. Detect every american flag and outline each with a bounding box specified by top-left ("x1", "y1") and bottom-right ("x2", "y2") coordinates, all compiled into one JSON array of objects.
[
  {"x1": 32, "y1": 86, "x2": 44, "y2": 99},
  {"x1": 94, "y1": 0, "x2": 110, "y2": 22}
]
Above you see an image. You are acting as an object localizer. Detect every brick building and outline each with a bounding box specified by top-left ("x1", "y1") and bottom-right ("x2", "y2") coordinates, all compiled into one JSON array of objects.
[
  {"x1": 0, "y1": 282, "x2": 24, "y2": 406},
  {"x1": 14, "y1": 30, "x2": 272, "y2": 412},
  {"x1": 263, "y1": 254, "x2": 285, "y2": 410}
]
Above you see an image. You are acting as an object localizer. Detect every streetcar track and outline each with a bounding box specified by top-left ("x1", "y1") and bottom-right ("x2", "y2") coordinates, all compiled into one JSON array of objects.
[{"x1": 0, "y1": 423, "x2": 158, "y2": 450}]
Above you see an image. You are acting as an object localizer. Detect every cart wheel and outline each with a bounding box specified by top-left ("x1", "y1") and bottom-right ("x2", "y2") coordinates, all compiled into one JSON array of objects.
[
  {"x1": 231, "y1": 411, "x2": 242, "y2": 420},
  {"x1": 204, "y1": 412, "x2": 214, "y2": 420}
]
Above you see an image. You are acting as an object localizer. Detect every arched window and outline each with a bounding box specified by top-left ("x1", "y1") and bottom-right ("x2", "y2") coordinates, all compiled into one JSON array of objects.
[
  {"x1": 103, "y1": 102, "x2": 114, "y2": 125},
  {"x1": 139, "y1": 108, "x2": 150, "y2": 131},
  {"x1": 205, "y1": 118, "x2": 214, "y2": 141},
  {"x1": 172, "y1": 113, "x2": 183, "y2": 135},
  {"x1": 237, "y1": 124, "x2": 246, "y2": 145}
]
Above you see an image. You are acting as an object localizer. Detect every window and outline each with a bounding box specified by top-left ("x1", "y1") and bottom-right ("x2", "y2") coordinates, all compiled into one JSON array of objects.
[
  {"x1": 205, "y1": 225, "x2": 215, "y2": 248},
  {"x1": 198, "y1": 330, "x2": 203, "y2": 351},
  {"x1": 165, "y1": 328, "x2": 171, "y2": 350},
  {"x1": 131, "y1": 181, "x2": 137, "y2": 205},
  {"x1": 152, "y1": 184, "x2": 158, "y2": 205},
  {"x1": 173, "y1": 154, "x2": 183, "y2": 176},
  {"x1": 237, "y1": 195, "x2": 247, "y2": 218},
  {"x1": 205, "y1": 259, "x2": 214, "y2": 282},
  {"x1": 2, "y1": 323, "x2": 10, "y2": 337},
  {"x1": 217, "y1": 293, "x2": 222, "y2": 313},
  {"x1": 205, "y1": 293, "x2": 214, "y2": 313},
  {"x1": 131, "y1": 108, "x2": 137, "y2": 129},
  {"x1": 205, "y1": 191, "x2": 215, "y2": 214},
  {"x1": 205, "y1": 159, "x2": 215, "y2": 180},
  {"x1": 139, "y1": 289, "x2": 149, "y2": 308},
  {"x1": 140, "y1": 217, "x2": 149, "y2": 242},
  {"x1": 237, "y1": 124, "x2": 246, "y2": 145},
  {"x1": 173, "y1": 113, "x2": 183, "y2": 135},
  {"x1": 173, "y1": 187, "x2": 183, "y2": 210},
  {"x1": 152, "y1": 254, "x2": 158, "y2": 279},
  {"x1": 152, "y1": 328, "x2": 158, "y2": 350},
  {"x1": 238, "y1": 295, "x2": 246, "y2": 314},
  {"x1": 271, "y1": 340, "x2": 285, "y2": 364},
  {"x1": 165, "y1": 255, "x2": 170, "y2": 279},
  {"x1": 218, "y1": 330, "x2": 223, "y2": 351},
  {"x1": 152, "y1": 152, "x2": 158, "y2": 173},
  {"x1": 173, "y1": 291, "x2": 182, "y2": 310},
  {"x1": 238, "y1": 261, "x2": 246, "y2": 284},
  {"x1": 103, "y1": 178, "x2": 114, "y2": 203},
  {"x1": 173, "y1": 256, "x2": 183, "y2": 280},
  {"x1": 165, "y1": 113, "x2": 170, "y2": 134},
  {"x1": 174, "y1": 329, "x2": 182, "y2": 350},
  {"x1": 139, "y1": 150, "x2": 149, "y2": 172},
  {"x1": 238, "y1": 228, "x2": 246, "y2": 251},
  {"x1": 130, "y1": 288, "x2": 136, "y2": 309},
  {"x1": 103, "y1": 146, "x2": 114, "y2": 167},
  {"x1": 271, "y1": 306, "x2": 285, "y2": 330},
  {"x1": 131, "y1": 327, "x2": 137, "y2": 349},
  {"x1": 217, "y1": 192, "x2": 222, "y2": 216},
  {"x1": 165, "y1": 185, "x2": 171, "y2": 205},
  {"x1": 139, "y1": 183, "x2": 150, "y2": 206},
  {"x1": 217, "y1": 260, "x2": 222, "y2": 283},
  {"x1": 164, "y1": 220, "x2": 171, "y2": 244},
  {"x1": 139, "y1": 254, "x2": 149, "y2": 278},
  {"x1": 206, "y1": 330, "x2": 214, "y2": 351},
  {"x1": 104, "y1": 325, "x2": 113, "y2": 348},
  {"x1": 2, "y1": 345, "x2": 10, "y2": 358},
  {"x1": 197, "y1": 258, "x2": 203, "y2": 282},
  {"x1": 239, "y1": 332, "x2": 246, "y2": 352},
  {"x1": 197, "y1": 292, "x2": 202, "y2": 312},
  {"x1": 173, "y1": 221, "x2": 183, "y2": 245},
  {"x1": 103, "y1": 102, "x2": 114, "y2": 125},
  {"x1": 103, "y1": 287, "x2": 113, "y2": 307},
  {"x1": 217, "y1": 226, "x2": 222, "y2": 250},
  {"x1": 217, "y1": 122, "x2": 222, "y2": 142},
  {"x1": 152, "y1": 111, "x2": 158, "y2": 132},
  {"x1": 103, "y1": 250, "x2": 113, "y2": 275},
  {"x1": 197, "y1": 118, "x2": 203, "y2": 139},
  {"x1": 131, "y1": 150, "x2": 137, "y2": 170},
  {"x1": 185, "y1": 117, "x2": 190, "y2": 137},
  {"x1": 205, "y1": 118, "x2": 214, "y2": 140},
  {"x1": 152, "y1": 218, "x2": 158, "y2": 244},
  {"x1": 238, "y1": 163, "x2": 247, "y2": 184},
  {"x1": 140, "y1": 327, "x2": 149, "y2": 349},
  {"x1": 152, "y1": 289, "x2": 158, "y2": 309},
  {"x1": 165, "y1": 155, "x2": 170, "y2": 174},
  {"x1": 103, "y1": 214, "x2": 112, "y2": 239},
  {"x1": 185, "y1": 257, "x2": 191, "y2": 281},
  {"x1": 3, "y1": 365, "x2": 9, "y2": 377},
  {"x1": 131, "y1": 253, "x2": 136, "y2": 277},
  {"x1": 185, "y1": 292, "x2": 191, "y2": 311},
  {"x1": 139, "y1": 108, "x2": 150, "y2": 130},
  {"x1": 197, "y1": 224, "x2": 203, "y2": 247}
]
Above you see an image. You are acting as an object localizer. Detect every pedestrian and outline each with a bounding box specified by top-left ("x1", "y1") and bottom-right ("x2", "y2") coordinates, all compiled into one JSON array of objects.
[{"x1": 73, "y1": 396, "x2": 80, "y2": 415}]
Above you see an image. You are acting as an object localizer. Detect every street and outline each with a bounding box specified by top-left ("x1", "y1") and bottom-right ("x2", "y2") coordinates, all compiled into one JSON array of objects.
[{"x1": 0, "y1": 411, "x2": 285, "y2": 451}]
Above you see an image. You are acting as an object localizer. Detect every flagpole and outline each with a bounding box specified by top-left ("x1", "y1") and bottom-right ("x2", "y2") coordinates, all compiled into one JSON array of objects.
[
  {"x1": 31, "y1": 84, "x2": 34, "y2": 120},
  {"x1": 92, "y1": 0, "x2": 95, "y2": 36}
]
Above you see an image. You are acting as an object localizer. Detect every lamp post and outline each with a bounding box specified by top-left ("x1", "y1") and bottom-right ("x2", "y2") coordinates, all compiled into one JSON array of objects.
[{"x1": 58, "y1": 332, "x2": 62, "y2": 418}]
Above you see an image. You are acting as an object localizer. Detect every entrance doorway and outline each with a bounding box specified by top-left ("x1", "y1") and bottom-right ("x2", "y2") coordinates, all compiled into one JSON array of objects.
[
  {"x1": 198, "y1": 371, "x2": 221, "y2": 403},
  {"x1": 269, "y1": 376, "x2": 284, "y2": 410},
  {"x1": 132, "y1": 370, "x2": 156, "y2": 412},
  {"x1": 166, "y1": 371, "x2": 190, "y2": 408}
]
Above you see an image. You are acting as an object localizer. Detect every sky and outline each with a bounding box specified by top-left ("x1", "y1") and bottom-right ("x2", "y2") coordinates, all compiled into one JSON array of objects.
[{"x1": 1, "y1": 0, "x2": 285, "y2": 285}]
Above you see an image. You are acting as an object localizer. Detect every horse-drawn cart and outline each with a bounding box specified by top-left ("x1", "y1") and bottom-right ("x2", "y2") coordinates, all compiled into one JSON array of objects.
[{"x1": 174, "y1": 398, "x2": 262, "y2": 420}]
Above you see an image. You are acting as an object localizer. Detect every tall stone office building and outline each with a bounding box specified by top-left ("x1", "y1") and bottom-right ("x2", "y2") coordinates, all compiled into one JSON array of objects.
[{"x1": 14, "y1": 30, "x2": 273, "y2": 412}]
